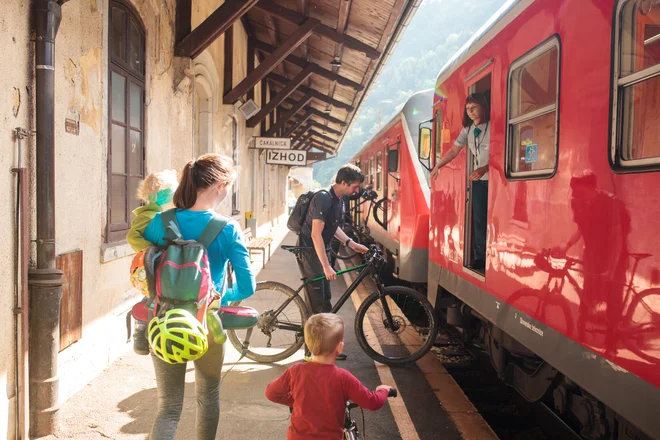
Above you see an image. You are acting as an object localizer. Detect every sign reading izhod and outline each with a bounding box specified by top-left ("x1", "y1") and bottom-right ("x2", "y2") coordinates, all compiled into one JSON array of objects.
[
  {"x1": 255, "y1": 137, "x2": 291, "y2": 149},
  {"x1": 266, "y1": 150, "x2": 307, "y2": 166}
]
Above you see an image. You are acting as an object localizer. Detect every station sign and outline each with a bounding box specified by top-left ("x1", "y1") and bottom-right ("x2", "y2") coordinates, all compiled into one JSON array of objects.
[
  {"x1": 254, "y1": 137, "x2": 291, "y2": 149},
  {"x1": 266, "y1": 149, "x2": 307, "y2": 166}
]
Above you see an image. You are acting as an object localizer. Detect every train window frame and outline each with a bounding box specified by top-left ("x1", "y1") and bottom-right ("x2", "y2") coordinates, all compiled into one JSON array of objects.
[
  {"x1": 369, "y1": 155, "x2": 375, "y2": 186},
  {"x1": 612, "y1": 0, "x2": 660, "y2": 170},
  {"x1": 376, "y1": 151, "x2": 382, "y2": 190},
  {"x1": 434, "y1": 108, "x2": 443, "y2": 167},
  {"x1": 505, "y1": 35, "x2": 561, "y2": 180}
]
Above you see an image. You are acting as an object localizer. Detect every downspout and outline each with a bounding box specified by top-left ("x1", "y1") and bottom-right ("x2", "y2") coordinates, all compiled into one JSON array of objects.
[{"x1": 29, "y1": 0, "x2": 65, "y2": 437}]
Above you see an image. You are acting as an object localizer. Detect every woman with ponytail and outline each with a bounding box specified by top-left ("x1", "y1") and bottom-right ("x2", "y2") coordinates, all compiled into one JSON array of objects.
[{"x1": 142, "y1": 153, "x2": 256, "y2": 440}]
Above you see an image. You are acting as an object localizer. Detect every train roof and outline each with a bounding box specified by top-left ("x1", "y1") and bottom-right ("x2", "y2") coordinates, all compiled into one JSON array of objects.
[{"x1": 433, "y1": 0, "x2": 533, "y2": 102}]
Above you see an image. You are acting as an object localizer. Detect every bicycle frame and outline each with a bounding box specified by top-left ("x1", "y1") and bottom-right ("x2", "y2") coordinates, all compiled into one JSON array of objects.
[{"x1": 267, "y1": 259, "x2": 383, "y2": 334}]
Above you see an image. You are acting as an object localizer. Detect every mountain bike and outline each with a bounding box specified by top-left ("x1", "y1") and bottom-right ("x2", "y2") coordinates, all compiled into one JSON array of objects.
[
  {"x1": 344, "y1": 387, "x2": 398, "y2": 440},
  {"x1": 331, "y1": 188, "x2": 382, "y2": 261},
  {"x1": 226, "y1": 245, "x2": 438, "y2": 366}
]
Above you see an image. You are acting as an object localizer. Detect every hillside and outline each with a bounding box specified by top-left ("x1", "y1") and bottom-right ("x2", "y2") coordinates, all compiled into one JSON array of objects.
[{"x1": 313, "y1": 0, "x2": 507, "y2": 185}]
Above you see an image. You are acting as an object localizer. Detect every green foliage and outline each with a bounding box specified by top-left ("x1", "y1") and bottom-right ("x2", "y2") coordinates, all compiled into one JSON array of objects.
[{"x1": 313, "y1": 0, "x2": 506, "y2": 185}]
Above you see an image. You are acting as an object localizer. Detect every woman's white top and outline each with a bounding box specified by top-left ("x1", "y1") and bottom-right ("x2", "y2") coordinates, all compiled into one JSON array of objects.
[{"x1": 454, "y1": 122, "x2": 490, "y2": 181}]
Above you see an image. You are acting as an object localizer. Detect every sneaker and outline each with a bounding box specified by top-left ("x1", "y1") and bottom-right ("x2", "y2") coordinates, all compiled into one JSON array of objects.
[
  {"x1": 336, "y1": 352, "x2": 348, "y2": 361},
  {"x1": 133, "y1": 323, "x2": 149, "y2": 356}
]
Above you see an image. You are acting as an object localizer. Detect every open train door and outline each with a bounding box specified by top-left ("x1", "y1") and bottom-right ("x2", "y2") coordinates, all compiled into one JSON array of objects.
[{"x1": 464, "y1": 72, "x2": 492, "y2": 276}]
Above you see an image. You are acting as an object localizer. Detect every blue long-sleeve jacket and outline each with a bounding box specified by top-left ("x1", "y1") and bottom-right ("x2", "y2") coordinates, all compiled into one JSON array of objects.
[{"x1": 143, "y1": 209, "x2": 256, "y2": 304}]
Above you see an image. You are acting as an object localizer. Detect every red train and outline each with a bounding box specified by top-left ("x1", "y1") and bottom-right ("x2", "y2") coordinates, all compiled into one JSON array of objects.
[
  {"x1": 350, "y1": 89, "x2": 433, "y2": 284},
  {"x1": 353, "y1": 0, "x2": 660, "y2": 438}
]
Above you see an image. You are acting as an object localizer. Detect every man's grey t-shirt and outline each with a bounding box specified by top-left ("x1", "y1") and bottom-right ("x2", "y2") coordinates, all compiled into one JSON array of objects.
[{"x1": 300, "y1": 187, "x2": 344, "y2": 247}]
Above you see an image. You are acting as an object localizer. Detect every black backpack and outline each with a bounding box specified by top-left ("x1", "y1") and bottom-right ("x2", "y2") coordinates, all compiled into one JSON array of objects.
[{"x1": 287, "y1": 189, "x2": 328, "y2": 234}]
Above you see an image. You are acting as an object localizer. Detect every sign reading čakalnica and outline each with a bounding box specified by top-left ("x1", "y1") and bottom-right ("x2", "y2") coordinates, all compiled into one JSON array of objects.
[
  {"x1": 266, "y1": 150, "x2": 307, "y2": 166},
  {"x1": 254, "y1": 137, "x2": 291, "y2": 149}
]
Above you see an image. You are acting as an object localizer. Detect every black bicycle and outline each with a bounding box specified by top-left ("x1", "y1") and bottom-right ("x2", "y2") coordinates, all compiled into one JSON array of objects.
[
  {"x1": 227, "y1": 246, "x2": 438, "y2": 366},
  {"x1": 331, "y1": 188, "x2": 383, "y2": 261},
  {"x1": 344, "y1": 387, "x2": 398, "y2": 440}
]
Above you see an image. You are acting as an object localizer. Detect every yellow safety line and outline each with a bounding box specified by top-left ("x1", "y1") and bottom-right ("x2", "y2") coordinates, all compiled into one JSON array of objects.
[{"x1": 338, "y1": 260, "x2": 421, "y2": 440}]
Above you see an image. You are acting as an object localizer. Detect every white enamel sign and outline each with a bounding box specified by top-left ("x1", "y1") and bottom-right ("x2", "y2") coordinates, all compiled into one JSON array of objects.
[
  {"x1": 255, "y1": 137, "x2": 291, "y2": 149},
  {"x1": 266, "y1": 150, "x2": 307, "y2": 166}
]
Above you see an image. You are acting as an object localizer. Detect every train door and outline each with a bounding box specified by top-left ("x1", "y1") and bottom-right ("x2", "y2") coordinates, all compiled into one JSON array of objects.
[
  {"x1": 464, "y1": 73, "x2": 492, "y2": 275},
  {"x1": 377, "y1": 149, "x2": 387, "y2": 225}
]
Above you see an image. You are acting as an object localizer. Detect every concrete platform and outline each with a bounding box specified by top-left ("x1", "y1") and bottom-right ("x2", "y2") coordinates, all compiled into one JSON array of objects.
[{"x1": 41, "y1": 229, "x2": 494, "y2": 440}]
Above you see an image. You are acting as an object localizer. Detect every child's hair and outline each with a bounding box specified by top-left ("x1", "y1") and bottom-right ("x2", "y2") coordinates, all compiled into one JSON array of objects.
[
  {"x1": 136, "y1": 169, "x2": 178, "y2": 203},
  {"x1": 304, "y1": 313, "x2": 344, "y2": 356},
  {"x1": 174, "y1": 153, "x2": 237, "y2": 209}
]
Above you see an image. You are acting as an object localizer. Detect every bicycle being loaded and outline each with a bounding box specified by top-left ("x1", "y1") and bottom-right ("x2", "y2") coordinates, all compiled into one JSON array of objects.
[
  {"x1": 226, "y1": 245, "x2": 439, "y2": 366},
  {"x1": 330, "y1": 187, "x2": 388, "y2": 261}
]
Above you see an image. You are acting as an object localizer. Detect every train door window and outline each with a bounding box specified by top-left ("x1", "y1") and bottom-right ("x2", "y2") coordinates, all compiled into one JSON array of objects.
[
  {"x1": 369, "y1": 156, "x2": 375, "y2": 186},
  {"x1": 613, "y1": 1, "x2": 660, "y2": 168},
  {"x1": 355, "y1": 159, "x2": 362, "y2": 223},
  {"x1": 506, "y1": 37, "x2": 560, "y2": 178},
  {"x1": 434, "y1": 108, "x2": 443, "y2": 167},
  {"x1": 376, "y1": 152, "x2": 382, "y2": 190}
]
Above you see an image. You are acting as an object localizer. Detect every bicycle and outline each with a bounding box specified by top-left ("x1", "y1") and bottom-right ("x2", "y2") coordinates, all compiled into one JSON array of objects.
[
  {"x1": 344, "y1": 387, "x2": 398, "y2": 440},
  {"x1": 331, "y1": 188, "x2": 383, "y2": 261},
  {"x1": 226, "y1": 245, "x2": 438, "y2": 366}
]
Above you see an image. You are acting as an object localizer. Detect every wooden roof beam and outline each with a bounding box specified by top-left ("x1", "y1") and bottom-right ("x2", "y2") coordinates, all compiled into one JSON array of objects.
[
  {"x1": 326, "y1": 0, "x2": 353, "y2": 112},
  {"x1": 254, "y1": 1, "x2": 380, "y2": 59},
  {"x1": 254, "y1": 40, "x2": 363, "y2": 90},
  {"x1": 308, "y1": 121, "x2": 341, "y2": 136},
  {"x1": 264, "y1": 12, "x2": 288, "y2": 78},
  {"x1": 282, "y1": 98, "x2": 347, "y2": 126},
  {"x1": 247, "y1": 66, "x2": 314, "y2": 128},
  {"x1": 310, "y1": 142, "x2": 334, "y2": 153},
  {"x1": 176, "y1": 0, "x2": 259, "y2": 59},
  {"x1": 284, "y1": 112, "x2": 313, "y2": 137},
  {"x1": 304, "y1": 107, "x2": 347, "y2": 126},
  {"x1": 309, "y1": 130, "x2": 339, "y2": 144},
  {"x1": 291, "y1": 120, "x2": 313, "y2": 140},
  {"x1": 224, "y1": 18, "x2": 319, "y2": 104},
  {"x1": 298, "y1": 0, "x2": 310, "y2": 62},
  {"x1": 263, "y1": 94, "x2": 313, "y2": 135},
  {"x1": 292, "y1": 130, "x2": 314, "y2": 149},
  {"x1": 269, "y1": 73, "x2": 353, "y2": 111}
]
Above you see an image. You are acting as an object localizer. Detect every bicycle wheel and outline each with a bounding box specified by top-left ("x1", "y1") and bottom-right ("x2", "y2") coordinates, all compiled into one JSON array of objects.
[
  {"x1": 331, "y1": 226, "x2": 360, "y2": 260},
  {"x1": 355, "y1": 286, "x2": 438, "y2": 365},
  {"x1": 227, "y1": 281, "x2": 310, "y2": 363}
]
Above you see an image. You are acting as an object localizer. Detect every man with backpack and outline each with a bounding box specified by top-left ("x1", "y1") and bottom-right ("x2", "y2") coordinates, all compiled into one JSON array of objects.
[{"x1": 288, "y1": 165, "x2": 369, "y2": 359}]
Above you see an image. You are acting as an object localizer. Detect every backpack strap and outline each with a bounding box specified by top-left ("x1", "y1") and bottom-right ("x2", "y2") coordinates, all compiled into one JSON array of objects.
[
  {"x1": 161, "y1": 208, "x2": 181, "y2": 241},
  {"x1": 198, "y1": 215, "x2": 229, "y2": 249}
]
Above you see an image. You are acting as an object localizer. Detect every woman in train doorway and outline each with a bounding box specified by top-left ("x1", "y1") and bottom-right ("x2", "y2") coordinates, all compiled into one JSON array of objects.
[{"x1": 430, "y1": 93, "x2": 490, "y2": 271}]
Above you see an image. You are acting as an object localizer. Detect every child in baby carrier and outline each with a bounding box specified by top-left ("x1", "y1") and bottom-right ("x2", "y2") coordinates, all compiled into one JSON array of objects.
[{"x1": 126, "y1": 170, "x2": 178, "y2": 355}]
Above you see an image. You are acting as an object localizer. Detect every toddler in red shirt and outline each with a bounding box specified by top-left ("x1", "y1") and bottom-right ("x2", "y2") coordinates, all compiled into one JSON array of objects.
[{"x1": 265, "y1": 313, "x2": 392, "y2": 440}]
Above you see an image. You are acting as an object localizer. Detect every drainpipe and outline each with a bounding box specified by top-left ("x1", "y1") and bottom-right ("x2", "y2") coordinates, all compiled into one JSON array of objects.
[{"x1": 29, "y1": 0, "x2": 64, "y2": 437}]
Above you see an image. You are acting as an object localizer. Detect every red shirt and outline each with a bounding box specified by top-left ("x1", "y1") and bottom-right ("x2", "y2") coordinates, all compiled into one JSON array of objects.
[{"x1": 265, "y1": 362, "x2": 389, "y2": 440}]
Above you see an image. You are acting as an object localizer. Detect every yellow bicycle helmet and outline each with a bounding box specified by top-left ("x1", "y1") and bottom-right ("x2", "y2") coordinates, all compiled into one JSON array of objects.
[{"x1": 148, "y1": 309, "x2": 208, "y2": 364}]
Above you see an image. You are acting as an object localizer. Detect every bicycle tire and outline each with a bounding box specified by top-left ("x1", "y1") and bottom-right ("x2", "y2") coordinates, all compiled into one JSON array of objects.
[
  {"x1": 331, "y1": 226, "x2": 360, "y2": 260},
  {"x1": 355, "y1": 286, "x2": 438, "y2": 366},
  {"x1": 227, "y1": 281, "x2": 311, "y2": 363}
]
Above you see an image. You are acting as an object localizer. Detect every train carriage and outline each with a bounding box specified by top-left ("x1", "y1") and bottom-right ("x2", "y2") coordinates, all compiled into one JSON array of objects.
[
  {"x1": 350, "y1": 90, "x2": 433, "y2": 283},
  {"x1": 417, "y1": 0, "x2": 660, "y2": 438}
]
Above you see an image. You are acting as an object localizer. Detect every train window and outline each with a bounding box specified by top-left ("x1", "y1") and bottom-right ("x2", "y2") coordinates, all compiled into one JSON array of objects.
[
  {"x1": 376, "y1": 152, "x2": 382, "y2": 190},
  {"x1": 613, "y1": 0, "x2": 660, "y2": 168},
  {"x1": 369, "y1": 156, "x2": 375, "y2": 186},
  {"x1": 434, "y1": 108, "x2": 442, "y2": 166},
  {"x1": 506, "y1": 36, "x2": 560, "y2": 178}
]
